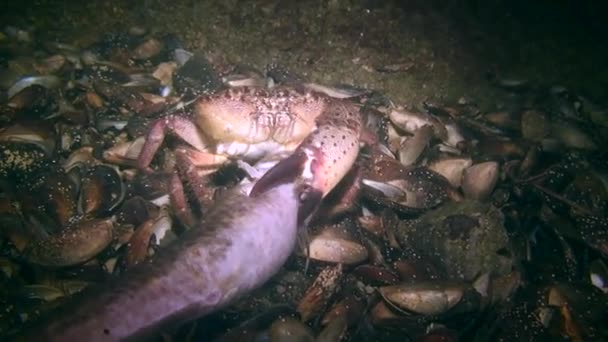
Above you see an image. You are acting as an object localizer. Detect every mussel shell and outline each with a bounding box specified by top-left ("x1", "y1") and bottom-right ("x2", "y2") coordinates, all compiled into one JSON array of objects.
[
  {"x1": 0, "y1": 121, "x2": 56, "y2": 156},
  {"x1": 115, "y1": 196, "x2": 159, "y2": 226},
  {"x1": 131, "y1": 37, "x2": 164, "y2": 60},
  {"x1": 78, "y1": 164, "x2": 125, "y2": 216},
  {"x1": 42, "y1": 171, "x2": 79, "y2": 225},
  {"x1": 316, "y1": 315, "x2": 348, "y2": 342},
  {"x1": 7, "y1": 76, "x2": 62, "y2": 100},
  {"x1": 22, "y1": 217, "x2": 114, "y2": 267},
  {"x1": 379, "y1": 282, "x2": 465, "y2": 316},
  {"x1": 268, "y1": 317, "x2": 315, "y2": 342},
  {"x1": 307, "y1": 221, "x2": 368, "y2": 265},
  {"x1": 297, "y1": 265, "x2": 343, "y2": 322},
  {"x1": 353, "y1": 264, "x2": 400, "y2": 286},
  {"x1": 321, "y1": 295, "x2": 367, "y2": 327},
  {"x1": 0, "y1": 142, "x2": 50, "y2": 187}
]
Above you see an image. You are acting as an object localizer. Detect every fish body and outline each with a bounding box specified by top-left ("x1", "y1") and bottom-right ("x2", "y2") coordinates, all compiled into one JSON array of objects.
[{"x1": 20, "y1": 182, "x2": 300, "y2": 341}]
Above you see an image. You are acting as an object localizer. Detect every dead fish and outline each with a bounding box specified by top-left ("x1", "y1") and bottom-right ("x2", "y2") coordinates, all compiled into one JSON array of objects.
[{"x1": 20, "y1": 182, "x2": 302, "y2": 341}]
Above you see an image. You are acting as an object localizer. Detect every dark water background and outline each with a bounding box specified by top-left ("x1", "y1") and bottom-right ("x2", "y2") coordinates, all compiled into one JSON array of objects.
[{"x1": 2, "y1": 0, "x2": 607, "y2": 105}]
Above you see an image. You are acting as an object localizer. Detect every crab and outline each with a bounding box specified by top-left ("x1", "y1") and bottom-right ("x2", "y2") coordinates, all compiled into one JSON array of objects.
[{"x1": 136, "y1": 85, "x2": 368, "y2": 224}]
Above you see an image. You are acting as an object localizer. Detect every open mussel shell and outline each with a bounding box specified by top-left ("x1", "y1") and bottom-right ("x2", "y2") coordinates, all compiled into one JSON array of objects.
[
  {"x1": 22, "y1": 217, "x2": 114, "y2": 267},
  {"x1": 0, "y1": 121, "x2": 56, "y2": 156},
  {"x1": 78, "y1": 164, "x2": 125, "y2": 216},
  {"x1": 102, "y1": 136, "x2": 146, "y2": 167},
  {"x1": 63, "y1": 146, "x2": 97, "y2": 177},
  {"x1": 388, "y1": 106, "x2": 447, "y2": 139},
  {"x1": 363, "y1": 166, "x2": 460, "y2": 214},
  {"x1": 7, "y1": 75, "x2": 62, "y2": 100},
  {"x1": 6, "y1": 84, "x2": 59, "y2": 121}
]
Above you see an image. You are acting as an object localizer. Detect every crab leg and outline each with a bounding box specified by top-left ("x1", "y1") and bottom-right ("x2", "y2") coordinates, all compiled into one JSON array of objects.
[
  {"x1": 137, "y1": 115, "x2": 208, "y2": 173},
  {"x1": 250, "y1": 100, "x2": 363, "y2": 219}
]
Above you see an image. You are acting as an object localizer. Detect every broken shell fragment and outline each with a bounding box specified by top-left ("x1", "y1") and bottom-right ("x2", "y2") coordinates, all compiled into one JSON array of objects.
[
  {"x1": 521, "y1": 110, "x2": 550, "y2": 141},
  {"x1": 102, "y1": 136, "x2": 146, "y2": 167},
  {"x1": 123, "y1": 206, "x2": 173, "y2": 268},
  {"x1": 550, "y1": 119, "x2": 597, "y2": 150},
  {"x1": 398, "y1": 125, "x2": 434, "y2": 167},
  {"x1": 131, "y1": 37, "x2": 164, "y2": 60},
  {"x1": 388, "y1": 107, "x2": 447, "y2": 140},
  {"x1": 462, "y1": 161, "x2": 500, "y2": 201}
]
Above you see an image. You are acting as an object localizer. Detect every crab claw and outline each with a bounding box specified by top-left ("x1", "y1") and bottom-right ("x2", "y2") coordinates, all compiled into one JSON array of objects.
[
  {"x1": 249, "y1": 150, "x2": 308, "y2": 198},
  {"x1": 249, "y1": 149, "x2": 323, "y2": 226},
  {"x1": 251, "y1": 100, "x2": 363, "y2": 225}
]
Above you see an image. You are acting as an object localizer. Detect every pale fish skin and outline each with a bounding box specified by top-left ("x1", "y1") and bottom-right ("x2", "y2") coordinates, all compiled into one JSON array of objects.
[{"x1": 21, "y1": 182, "x2": 301, "y2": 342}]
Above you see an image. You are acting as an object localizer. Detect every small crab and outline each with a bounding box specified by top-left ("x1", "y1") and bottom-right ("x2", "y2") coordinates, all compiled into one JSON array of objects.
[{"x1": 137, "y1": 85, "x2": 367, "y2": 221}]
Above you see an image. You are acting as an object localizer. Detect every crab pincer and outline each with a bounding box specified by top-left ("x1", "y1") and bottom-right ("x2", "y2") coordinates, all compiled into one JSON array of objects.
[{"x1": 250, "y1": 99, "x2": 364, "y2": 221}]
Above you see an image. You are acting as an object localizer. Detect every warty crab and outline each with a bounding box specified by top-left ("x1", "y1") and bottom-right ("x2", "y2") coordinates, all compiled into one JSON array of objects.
[
  {"x1": 20, "y1": 85, "x2": 368, "y2": 341},
  {"x1": 137, "y1": 85, "x2": 367, "y2": 214}
]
